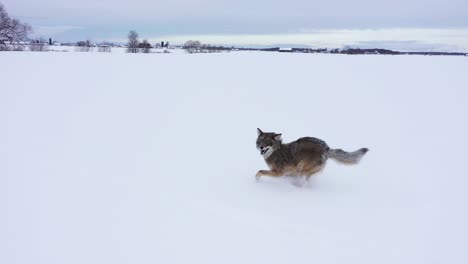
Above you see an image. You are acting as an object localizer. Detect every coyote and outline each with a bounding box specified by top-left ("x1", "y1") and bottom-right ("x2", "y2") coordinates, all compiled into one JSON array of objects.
[{"x1": 256, "y1": 128, "x2": 368, "y2": 186}]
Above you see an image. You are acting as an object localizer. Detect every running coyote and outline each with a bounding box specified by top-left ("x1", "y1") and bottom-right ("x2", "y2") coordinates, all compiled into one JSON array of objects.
[{"x1": 256, "y1": 128, "x2": 368, "y2": 186}]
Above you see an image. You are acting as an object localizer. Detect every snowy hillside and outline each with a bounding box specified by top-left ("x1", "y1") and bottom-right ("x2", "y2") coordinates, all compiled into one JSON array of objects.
[{"x1": 1, "y1": 51, "x2": 468, "y2": 264}]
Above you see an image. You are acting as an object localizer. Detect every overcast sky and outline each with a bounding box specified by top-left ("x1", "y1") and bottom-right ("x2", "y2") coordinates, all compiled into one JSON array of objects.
[{"x1": 3, "y1": 0, "x2": 468, "y2": 50}]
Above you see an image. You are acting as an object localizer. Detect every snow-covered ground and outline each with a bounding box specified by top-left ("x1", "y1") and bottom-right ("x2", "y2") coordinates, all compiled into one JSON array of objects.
[{"x1": 1, "y1": 51, "x2": 468, "y2": 264}]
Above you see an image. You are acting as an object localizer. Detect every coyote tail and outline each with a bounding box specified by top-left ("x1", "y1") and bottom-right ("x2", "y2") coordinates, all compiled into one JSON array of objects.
[{"x1": 328, "y1": 148, "x2": 369, "y2": 165}]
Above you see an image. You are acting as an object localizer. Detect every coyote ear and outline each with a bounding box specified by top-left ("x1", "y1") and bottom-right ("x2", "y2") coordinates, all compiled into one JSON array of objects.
[
  {"x1": 257, "y1": 128, "x2": 263, "y2": 136},
  {"x1": 274, "y1": 134, "x2": 282, "y2": 141}
]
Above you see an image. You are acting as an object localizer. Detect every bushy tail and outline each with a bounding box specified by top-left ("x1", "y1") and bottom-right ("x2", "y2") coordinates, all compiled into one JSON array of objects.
[{"x1": 328, "y1": 148, "x2": 369, "y2": 165}]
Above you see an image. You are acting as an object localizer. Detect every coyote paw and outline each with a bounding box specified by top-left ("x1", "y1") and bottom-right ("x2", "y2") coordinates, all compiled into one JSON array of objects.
[
  {"x1": 291, "y1": 181, "x2": 305, "y2": 187},
  {"x1": 290, "y1": 176, "x2": 307, "y2": 187},
  {"x1": 255, "y1": 171, "x2": 263, "y2": 182}
]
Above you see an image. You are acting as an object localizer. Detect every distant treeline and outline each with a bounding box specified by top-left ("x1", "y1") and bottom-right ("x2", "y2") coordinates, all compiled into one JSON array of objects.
[{"x1": 238, "y1": 47, "x2": 468, "y2": 56}]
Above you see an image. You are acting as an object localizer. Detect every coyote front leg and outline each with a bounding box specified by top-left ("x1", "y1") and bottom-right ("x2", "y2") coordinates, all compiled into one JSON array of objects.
[{"x1": 256, "y1": 170, "x2": 283, "y2": 181}]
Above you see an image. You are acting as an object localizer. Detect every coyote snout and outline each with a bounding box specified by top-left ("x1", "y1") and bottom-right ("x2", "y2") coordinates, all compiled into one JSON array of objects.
[{"x1": 255, "y1": 128, "x2": 368, "y2": 186}]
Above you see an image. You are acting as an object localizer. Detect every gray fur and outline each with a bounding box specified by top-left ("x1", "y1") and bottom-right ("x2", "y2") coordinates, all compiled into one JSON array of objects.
[
  {"x1": 256, "y1": 128, "x2": 369, "y2": 185},
  {"x1": 328, "y1": 148, "x2": 369, "y2": 164}
]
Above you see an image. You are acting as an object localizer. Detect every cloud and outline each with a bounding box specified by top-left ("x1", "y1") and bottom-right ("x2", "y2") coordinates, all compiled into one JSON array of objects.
[
  {"x1": 33, "y1": 25, "x2": 83, "y2": 36},
  {"x1": 3, "y1": 0, "x2": 468, "y2": 30}
]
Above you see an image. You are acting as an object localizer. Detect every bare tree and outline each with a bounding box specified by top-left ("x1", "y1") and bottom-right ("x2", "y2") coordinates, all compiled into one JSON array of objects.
[
  {"x1": 98, "y1": 45, "x2": 111, "y2": 52},
  {"x1": 127, "y1": 30, "x2": 139, "y2": 53},
  {"x1": 98, "y1": 42, "x2": 112, "y2": 52},
  {"x1": 139, "y1": 39, "x2": 152, "y2": 53},
  {"x1": 75, "y1": 40, "x2": 93, "y2": 52},
  {"x1": 183, "y1": 40, "x2": 202, "y2": 53},
  {"x1": 0, "y1": 3, "x2": 32, "y2": 51},
  {"x1": 76, "y1": 41, "x2": 87, "y2": 47},
  {"x1": 28, "y1": 38, "x2": 49, "y2": 52}
]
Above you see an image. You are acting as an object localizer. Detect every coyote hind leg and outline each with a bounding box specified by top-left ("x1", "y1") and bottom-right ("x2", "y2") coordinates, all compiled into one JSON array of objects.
[
  {"x1": 302, "y1": 163, "x2": 325, "y2": 185},
  {"x1": 256, "y1": 170, "x2": 282, "y2": 181}
]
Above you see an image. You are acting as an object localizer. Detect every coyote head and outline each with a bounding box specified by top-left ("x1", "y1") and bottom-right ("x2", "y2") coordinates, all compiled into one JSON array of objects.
[{"x1": 256, "y1": 128, "x2": 282, "y2": 158}]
